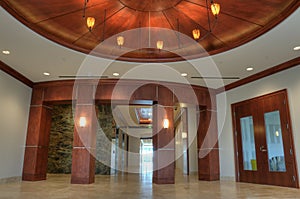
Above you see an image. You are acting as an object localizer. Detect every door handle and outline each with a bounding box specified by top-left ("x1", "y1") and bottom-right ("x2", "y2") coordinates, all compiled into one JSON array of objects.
[{"x1": 260, "y1": 146, "x2": 267, "y2": 152}]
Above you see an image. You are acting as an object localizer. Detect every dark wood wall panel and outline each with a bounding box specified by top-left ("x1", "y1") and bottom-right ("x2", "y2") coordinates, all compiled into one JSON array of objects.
[
  {"x1": 71, "y1": 148, "x2": 96, "y2": 184},
  {"x1": 198, "y1": 108, "x2": 220, "y2": 181},
  {"x1": 130, "y1": 84, "x2": 157, "y2": 101},
  {"x1": 152, "y1": 104, "x2": 175, "y2": 184},
  {"x1": 30, "y1": 87, "x2": 45, "y2": 105},
  {"x1": 71, "y1": 84, "x2": 97, "y2": 184},
  {"x1": 157, "y1": 85, "x2": 174, "y2": 106},
  {"x1": 171, "y1": 85, "x2": 198, "y2": 105},
  {"x1": 95, "y1": 83, "x2": 115, "y2": 101},
  {"x1": 22, "y1": 147, "x2": 49, "y2": 181},
  {"x1": 44, "y1": 85, "x2": 74, "y2": 102},
  {"x1": 35, "y1": 79, "x2": 214, "y2": 103},
  {"x1": 23, "y1": 79, "x2": 219, "y2": 184},
  {"x1": 72, "y1": 105, "x2": 97, "y2": 148},
  {"x1": 22, "y1": 105, "x2": 52, "y2": 181}
]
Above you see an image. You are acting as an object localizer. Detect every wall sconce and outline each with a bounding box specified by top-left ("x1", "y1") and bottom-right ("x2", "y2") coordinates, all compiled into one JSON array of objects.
[
  {"x1": 163, "y1": 119, "x2": 169, "y2": 129},
  {"x1": 79, "y1": 116, "x2": 87, "y2": 127}
]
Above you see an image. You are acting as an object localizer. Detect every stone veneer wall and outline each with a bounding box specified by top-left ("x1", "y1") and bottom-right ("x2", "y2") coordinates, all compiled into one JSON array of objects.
[
  {"x1": 47, "y1": 104, "x2": 115, "y2": 174},
  {"x1": 95, "y1": 105, "x2": 115, "y2": 175},
  {"x1": 47, "y1": 105, "x2": 73, "y2": 174}
]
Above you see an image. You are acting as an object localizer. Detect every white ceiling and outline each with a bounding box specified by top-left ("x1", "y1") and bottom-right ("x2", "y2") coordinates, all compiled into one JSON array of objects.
[
  {"x1": 0, "y1": 7, "x2": 299, "y2": 89},
  {"x1": 113, "y1": 105, "x2": 152, "y2": 138},
  {"x1": 112, "y1": 105, "x2": 183, "y2": 138}
]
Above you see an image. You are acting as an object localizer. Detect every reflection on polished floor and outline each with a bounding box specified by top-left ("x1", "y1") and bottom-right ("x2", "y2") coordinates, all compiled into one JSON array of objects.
[{"x1": 1, "y1": 173, "x2": 300, "y2": 199}]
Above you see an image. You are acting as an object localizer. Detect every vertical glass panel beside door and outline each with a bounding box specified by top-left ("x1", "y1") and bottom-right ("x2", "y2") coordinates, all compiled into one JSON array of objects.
[
  {"x1": 240, "y1": 116, "x2": 257, "y2": 171},
  {"x1": 264, "y1": 111, "x2": 286, "y2": 172}
]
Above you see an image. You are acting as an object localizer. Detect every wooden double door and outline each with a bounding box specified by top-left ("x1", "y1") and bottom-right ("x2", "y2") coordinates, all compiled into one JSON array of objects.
[{"x1": 232, "y1": 90, "x2": 298, "y2": 188}]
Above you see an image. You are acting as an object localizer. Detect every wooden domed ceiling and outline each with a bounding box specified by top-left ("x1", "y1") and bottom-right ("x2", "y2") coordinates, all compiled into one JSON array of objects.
[{"x1": 1, "y1": 0, "x2": 299, "y2": 62}]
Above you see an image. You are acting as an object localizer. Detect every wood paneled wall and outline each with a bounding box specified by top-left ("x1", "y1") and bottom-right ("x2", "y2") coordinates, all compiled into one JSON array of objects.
[{"x1": 22, "y1": 79, "x2": 219, "y2": 184}]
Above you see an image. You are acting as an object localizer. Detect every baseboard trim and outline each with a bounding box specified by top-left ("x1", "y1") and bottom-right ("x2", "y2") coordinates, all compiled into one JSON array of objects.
[{"x1": 0, "y1": 176, "x2": 22, "y2": 184}]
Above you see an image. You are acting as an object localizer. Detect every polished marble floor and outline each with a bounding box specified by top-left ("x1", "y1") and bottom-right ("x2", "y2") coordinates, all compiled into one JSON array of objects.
[{"x1": 1, "y1": 173, "x2": 300, "y2": 199}]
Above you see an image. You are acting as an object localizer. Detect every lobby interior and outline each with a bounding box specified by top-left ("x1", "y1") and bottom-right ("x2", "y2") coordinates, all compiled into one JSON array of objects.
[{"x1": 0, "y1": 0, "x2": 300, "y2": 198}]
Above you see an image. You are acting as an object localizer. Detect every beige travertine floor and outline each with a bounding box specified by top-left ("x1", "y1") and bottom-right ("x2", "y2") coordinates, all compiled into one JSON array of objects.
[{"x1": 0, "y1": 173, "x2": 300, "y2": 199}]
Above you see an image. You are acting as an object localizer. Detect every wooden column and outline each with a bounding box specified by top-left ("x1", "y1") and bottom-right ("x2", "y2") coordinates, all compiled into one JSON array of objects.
[
  {"x1": 71, "y1": 85, "x2": 97, "y2": 184},
  {"x1": 22, "y1": 88, "x2": 52, "y2": 181},
  {"x1": 152, "y1": 86, "x2": 175, "y2": 184},
  {"x1": 198, "y1": 108, "x2": 220, "y2": 181}
]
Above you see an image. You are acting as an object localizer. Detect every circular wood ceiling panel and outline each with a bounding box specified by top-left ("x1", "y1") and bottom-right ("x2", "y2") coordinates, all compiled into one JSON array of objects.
[
  {"x1": 1, "y1": 0, "x2": 299, "y2": 62},
  {"x1": 119, "y1": 0, "x2": 182, "y2": 11}
]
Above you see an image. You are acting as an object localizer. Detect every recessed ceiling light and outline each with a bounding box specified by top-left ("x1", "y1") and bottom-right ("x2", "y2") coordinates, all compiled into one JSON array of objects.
[
  {"x1": 181, "y1": 73, "x2": 188, "y2": 77},
  {"x1": 293, "y1": 46, "x2": 300, "y2": 51},
  {"x1": 113, "y1": 72, "x2": 119, "y2": 77},
  {"x1": 2, "y1": 50, "x2": 10, "y2": 55},
  {"x1": 246, "y1": 67, "x2": 254, "y2": 71},
  {"x1": 43, "y1": 72, "x2": 50, "y2": 76}
]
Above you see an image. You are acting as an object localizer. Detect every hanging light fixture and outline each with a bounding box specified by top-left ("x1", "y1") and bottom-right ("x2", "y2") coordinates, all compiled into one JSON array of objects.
[
  {"x1": 83, "y1": 0, "x2": 94, "y2": 31},
  {"x1": 211, "y1": 3, "x2": 221, "y2": 16},
  {"x1": 83, "y1": 0, "x2": 89, "y2": 18},
  {"x1": 117, "y1": 36, "x2": 124, "y2": 47},
  {"x1": 157, "y1": 40, "x2": 163, "y2": 50},
  {"x1": 83, "y1": 0, "x2": 107, "y2": 43},
  {"x1": 86, "y1": 17, "x2": 95, "y2": 31},
  {"x1": 192, "y1": 29, "x2": 201, "y2": 40},
  {"x1": 192, "y1": 0, "x2": 220, "y2": 40},
  {"x1": 82, "y1": 0, "x2": 220, "y2": 48}
]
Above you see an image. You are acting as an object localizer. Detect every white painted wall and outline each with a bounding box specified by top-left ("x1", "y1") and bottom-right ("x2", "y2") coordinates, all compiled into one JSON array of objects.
[
  {"x1": 217, "y1": 65, "x2": 300, "y2": 179},
  {"x1": 0, "y1": 70, "x2": 31, "y2": 179}
]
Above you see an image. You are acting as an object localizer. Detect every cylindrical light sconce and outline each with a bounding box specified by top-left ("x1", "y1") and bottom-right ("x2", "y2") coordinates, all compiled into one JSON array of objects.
[
  {"x1": 163, "y1": 118, "x2": 169, "y2": 129},
  {"x1": 79, "y1": 116, "x2": 87, "y2": 127}
]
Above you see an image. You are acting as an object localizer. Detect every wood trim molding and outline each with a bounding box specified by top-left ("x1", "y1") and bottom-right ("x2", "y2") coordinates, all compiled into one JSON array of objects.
[
  {"x1": 216, "y1": 57, "x2": 300, "y2": 94},
  {"x1": 33, "y1": 78, "x2": 211, "y2": 91},
  {"x1": 23, "y1": 78, "x2": 219, "y2": 183},
  {"x1": 0, "y1": 60, "x2": 33, "y2": 88}
]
